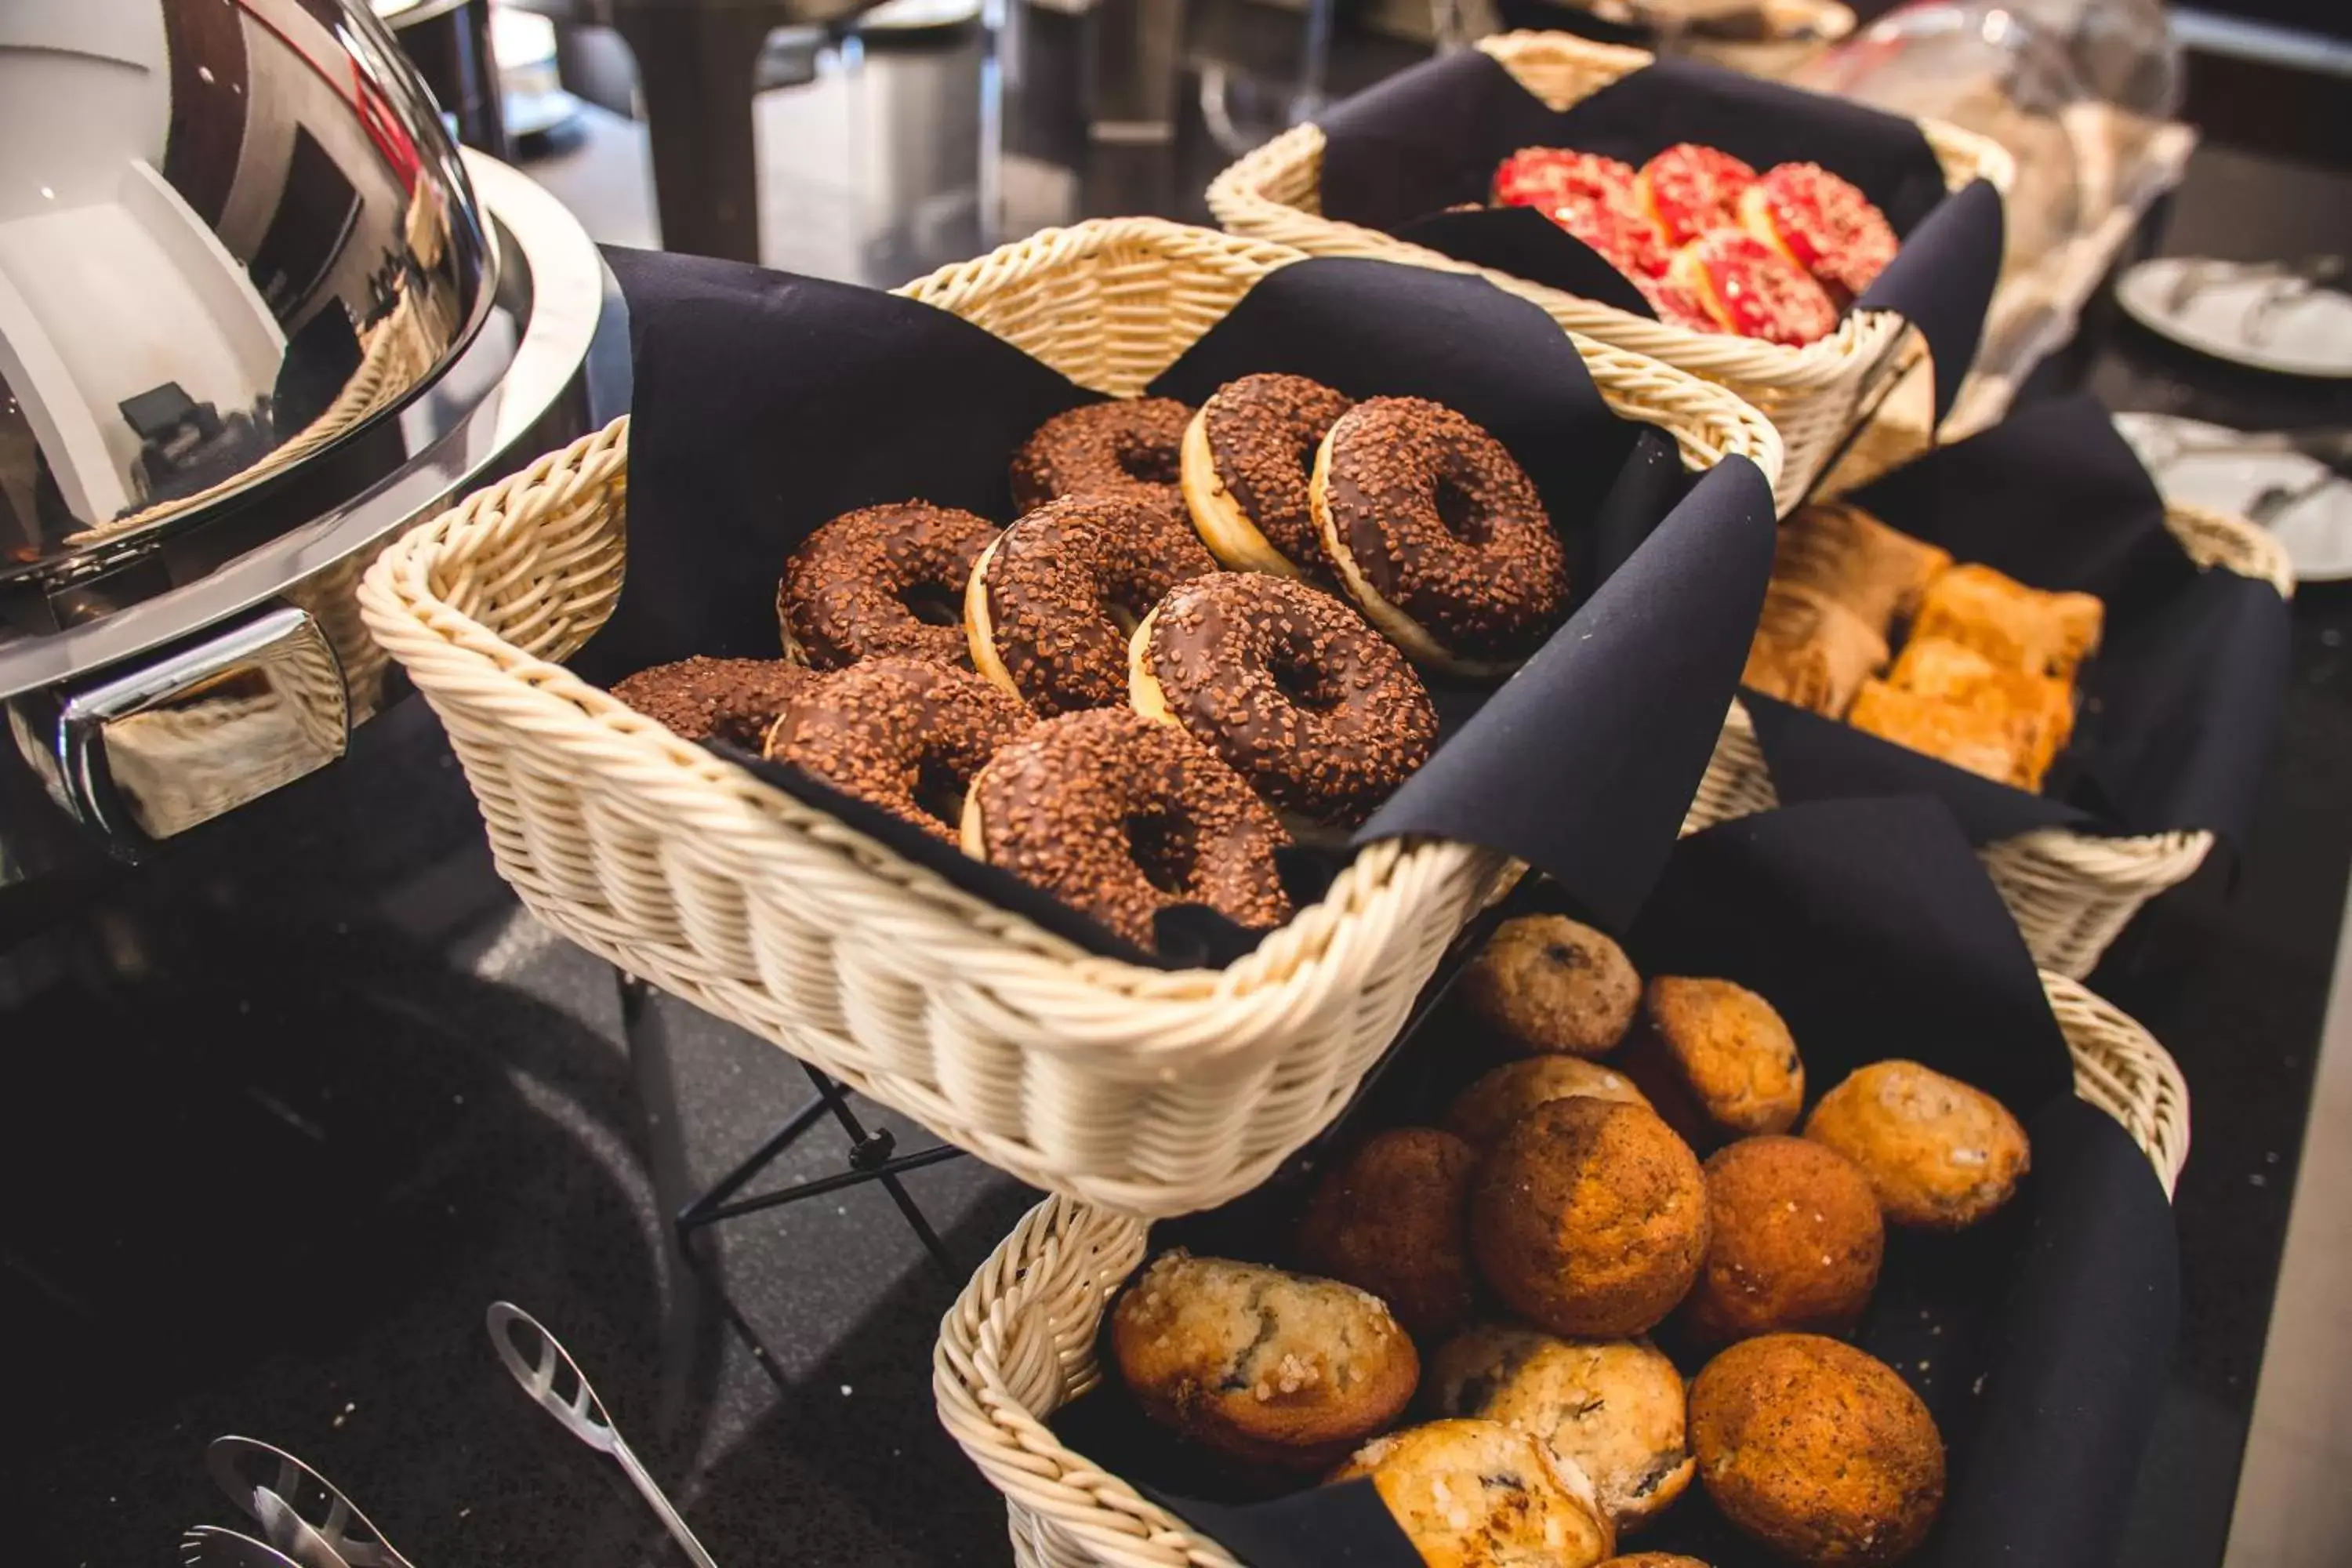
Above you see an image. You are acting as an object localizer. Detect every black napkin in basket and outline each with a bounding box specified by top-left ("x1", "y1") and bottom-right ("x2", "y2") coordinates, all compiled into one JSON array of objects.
[
  {"x1": 1314, "y1": 46, "x2": 2005, "y2": 418},
  {"x1": 585, "y1": 246, "x2": 1774, "y2": 967},
  {"x1": 1742, "y1": 394, "x2": 2292, "y2": 848},
  {"x1": 1049, "y1": 797, "x2": 2177, "y2": 1568}
]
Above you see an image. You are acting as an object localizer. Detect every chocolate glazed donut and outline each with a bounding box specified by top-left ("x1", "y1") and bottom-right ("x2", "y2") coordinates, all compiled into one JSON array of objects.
[
  {"x1": 1180, "y1": 373, "x2": 1352, "y2": 584},
  {"x1": 779, "y1": 502, "x2": 1001, "y2": 670},
  {"x1": 762, "y1": 656, "x2": 1029, "y2": 844},
  {"x1": 1310, "y1": 398, "x2": 1570, "y2": 677},
  {"x1": 965, "y1": 493, "x2": 1217, "y2": 715},
  {"x1": 1131, "y1": 573, "x2": 1439, "y2": 829},
  {"x1": 1010, "y1": 398, "x2": 1193, "y2": 518},
  {"x1": 962, "y1": 708, "x2": 1293, "y2": 951}
]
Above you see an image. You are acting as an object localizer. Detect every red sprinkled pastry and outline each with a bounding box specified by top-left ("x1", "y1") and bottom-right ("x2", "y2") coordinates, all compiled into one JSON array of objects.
[
  {"x1": 1635, "y1": 143, "x2": 1759, "y2": 247},
  {"x1": 1740, "y1": 162, "x2": 1900, "y2": 301},
  {"x1": 1639, "y1": 270, "x2": 1724, "y2": 335},
  {"x1": 1494, "y1": 147, "x2": 1668, "y2": 279},
  {"x1": 1494, "y1": 147, "x2": 1638, "y2": 220},
  {"x1": 1667, "y1": 230, "x2": 1840, "y2": 346}
]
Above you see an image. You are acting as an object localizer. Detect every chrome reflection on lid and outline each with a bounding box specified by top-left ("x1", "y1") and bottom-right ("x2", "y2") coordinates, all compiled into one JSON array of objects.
[{"x1": 0, "y1": 0, "x2": 487, "y2": 596}]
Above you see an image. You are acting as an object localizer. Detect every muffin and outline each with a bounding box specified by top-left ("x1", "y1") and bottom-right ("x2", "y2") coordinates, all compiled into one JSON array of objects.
[
  {"x1": 1804, "y1": 1060, "x2": 2031, "y2": 1229},
  {"x1": 1596, "y1": 1558, "x2": 1712, "y2": 1568},
  {"x1": 1689, "y1": 1334, "x2": 1945, "y2": 1566},
  {"x1": 1334, "y1": 1418, "x2": 1615, "y2": 1568},
  {"x1": 1469, "y1": 1098, "x2": 1709, "y2": 1338},
  {"x1": 1442, "y1": 1058, "x2": 1651, "y2": 1150},
  {"x1": 1460, "y1": 914, "x2": 1642, "y2": 1057},
  {"x1": 1295, "y1": 1128, "x2": 1479, "y2": 1343},
  {"x1": 1429, "y1": 1326, "x2": 1693, "y2": 1530},
  {"x1": 1112, "y1": 1251, "x2": 1418, "y2": 1468},
  {"x1": 1682, "y1": 1136, "x2": 1885, "y2": 1345},
  {"x1": 1618, "y1": 977, "x2": 1805, "y2": 1148}
]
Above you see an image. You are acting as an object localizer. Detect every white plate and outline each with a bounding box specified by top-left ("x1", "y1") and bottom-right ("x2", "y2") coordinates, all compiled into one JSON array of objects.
[
  {"x1": 2116, "y1": 258, "x2": 2352, "y2": 379},
  {"x1": 2114, "y1": 411, "x2": 2352, "y2": 581}
]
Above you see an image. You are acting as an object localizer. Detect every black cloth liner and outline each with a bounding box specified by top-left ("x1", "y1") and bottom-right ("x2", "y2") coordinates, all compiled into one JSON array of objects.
[
  {"x1": 584, "y1": 246, "x2": 1773, "y2": 967},
  {"x1": 1319, "y1": 47, "x2": 2002, "y2": 417},
  {"x1": 1741, "y1": 394, "x2": 2292, "y2": 846},
  {"x1": 1047, "y1": 797, "x2": 2178, "y2": 1568}
]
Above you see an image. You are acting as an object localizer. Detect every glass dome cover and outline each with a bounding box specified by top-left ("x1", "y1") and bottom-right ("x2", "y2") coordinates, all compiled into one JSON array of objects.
[{"x1": 0, "y1": 0, "x2": 488, "y2": 612}]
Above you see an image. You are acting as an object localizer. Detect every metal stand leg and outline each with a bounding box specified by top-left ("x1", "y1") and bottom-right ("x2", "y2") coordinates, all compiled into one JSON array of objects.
[{"x1": 620, "y1": 974, "x2": 965, "y2": 1276}]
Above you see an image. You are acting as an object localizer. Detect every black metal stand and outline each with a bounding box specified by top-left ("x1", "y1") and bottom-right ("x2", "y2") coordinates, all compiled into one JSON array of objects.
[{"x1": 619, "y1": 973, "x2": 967, "y2": 1275}]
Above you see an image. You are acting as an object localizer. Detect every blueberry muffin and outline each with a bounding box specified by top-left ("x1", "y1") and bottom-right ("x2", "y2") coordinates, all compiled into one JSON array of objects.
[
  {"x1": 1682, "y1": 1136, "x2": 1885, "y2": 1345},
  {"x1": 1428, "y1": 1326, "x2": 1693, "y2": 1530},
  {"x1": 1804, "y1": 1060, "x2": 2030, "y2": 1229},
  {"x1": 1460, "y1": 915, "x2": 1642, "y2": 1057},
  {"x1": 1689, "y1": 1334, "x2": 1945, "y2": 1566},
  {"x1": 1334, "y1": 1418, "x2": 1615, "y2": 1568},
  {"x1": 1619, "y1": 977, "x2": 1805, "y2": 1148},
  {"x1": 1295, "y1": 1128, "x2": 1479, "y2": 1343},
  {"x1": 1112, "y1": 1251, "x2": 1418, "y2": 1468},
  {"x1": 1470, "y1": 1098, "x2": 1708, "y2": 1338},
  {"x1": 1442, "y1": 1058, "x2": 1651, "y2": 1151}
]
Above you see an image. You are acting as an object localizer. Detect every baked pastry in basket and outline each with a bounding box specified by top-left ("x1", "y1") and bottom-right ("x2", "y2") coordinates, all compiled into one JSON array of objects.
[
  {"x1": 1112, "y1": 1251, "x2": 1418, "y2": 1468},
  {"x1": 1909, "y1": 562, "x2": 2104, "y2": 678},
  {"x1": 1773, "y1": 502, "x2": 1953, "y2": 633},
  {"x1": 1847, "y1": 678, "x2": 2038, "y2": 788},
  {"x1": 1741, "y1": 581, "x2": 1889, "y2": 717},
  {"x1": 1294, "y1": 1128, "x2": 1478, "y2": 1343},
  {"x1": 1888, "y1": 635, "x2": 2076, "y2": 786},
  {"x1": 1428, "y1": 1326, "x2": 1694, "y2": 1529},
  {"x1": 1334, "y1": 1418, "x2": 1616, "y2": 1568}
]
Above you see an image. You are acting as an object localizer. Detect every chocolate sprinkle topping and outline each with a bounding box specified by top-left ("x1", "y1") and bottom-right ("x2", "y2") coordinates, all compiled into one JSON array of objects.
[
  {"x1": 612, "y1": 657, "x2": 815, "y2": 748},
  {"x1": 1010, "y1": 398, "x2": 1192, "y2": 521},
  {"x1": 764, "y1": 656, "x2": 1030, "y2": 843},
  {"x1": 982, "y1": 493, "x2": 1217, "y2": 714},
  {"x1": 1320, "y1": 398, "x2": 1570, "y2": 661},
  {"x1": 1147, "y1": 573, "x2": 1438, "y2": 826},
  {"x1": 780, "y1": 502, "x2": 1002, "y2": 670},
  {"x1": 1200, "y1": 373, "x2": 1353, "y2": 582},
  {"x1": 974, "y1": 708, "x2": 1292, "y2": 950}
]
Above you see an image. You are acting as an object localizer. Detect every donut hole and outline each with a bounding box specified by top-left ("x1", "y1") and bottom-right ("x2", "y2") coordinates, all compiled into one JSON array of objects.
[
  {"x1": 1116, "y1": 437, "x2": 1180, "y2": 487},
  {"x1": 898, "y1": 581, "x2": 964, "y2": 626},
  {"x1": 910, "y1": 757, "x2": 971, "y2": 829},
  {"x1": 1124, "y1": 809, "x2": 1199, "y2": 897},
  {"x1": 1268, "y1": 633, "x2": 1344, "y2": 712},
  {"x1": 1432, "y1": 472, "x2": 1494, "y2": 545}
]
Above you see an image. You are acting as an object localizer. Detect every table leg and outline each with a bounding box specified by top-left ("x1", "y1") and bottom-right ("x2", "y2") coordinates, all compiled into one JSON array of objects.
[{"x1": 612, "y1": 7, "x2": 775, "y2": 263}]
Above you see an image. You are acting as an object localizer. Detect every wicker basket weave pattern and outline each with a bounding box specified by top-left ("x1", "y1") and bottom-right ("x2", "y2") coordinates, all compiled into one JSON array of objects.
[
  {"x1": 933, "y1": 971, "x2": 2189, "y2": 1568},
  {"x1": 1682, "y1": 501, "x2": 2295, "y2": 978},
  {"x1": 358, "y1": 218, "x2": 1782, "y2": 1218},
  {"x1": 1206, "y1": 31, "x2": 2016, "y2": 510}
]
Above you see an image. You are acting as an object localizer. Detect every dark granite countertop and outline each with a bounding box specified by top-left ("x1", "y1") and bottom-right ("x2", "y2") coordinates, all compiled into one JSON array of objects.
[{"x1": 10, "y1": 60, "x2": 2352, "y2": 1568}]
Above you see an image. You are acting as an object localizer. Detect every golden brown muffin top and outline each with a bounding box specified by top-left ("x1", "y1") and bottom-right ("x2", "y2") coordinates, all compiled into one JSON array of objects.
[
  {"x1": 1294, "y1": 1127, "x2": 1479, "y2": 1344},
  {"x1": 1334, "y1": 1418, "x2": 1615, "y2": 1568},
  {"x1": 1643, "y1": 977, "x2": 1806, "y2": 1134},
  {"x1": 1112, "y1": 1251, "x2": 1417, "y2": 1458},
  {"x1": 1803, "y1": 1059, "x2": 2031, "y2": 1229},
  {"x1": 1442, "y1": 1058, "x2": 1650, "y2": 1149},
  {"x1": 1470, "y1": 1097, "x2": 1709, "y2": 1338},
  {"x1": 1686, "y1": 1135, "x2": 1885, "y2": 1345},
  {"x1": 1690, "y1": 1334, "x2": 1946, "y2": 1567}
]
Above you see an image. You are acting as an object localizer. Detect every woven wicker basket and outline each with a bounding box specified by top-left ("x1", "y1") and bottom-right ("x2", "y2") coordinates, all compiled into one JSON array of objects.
[
  {"x1": 1206, "y1": 31, "x2": 2016, "y2": 511},
  {"x1": 933, "y1": 970, "x2": 2189, "y2": 1568},
  {"x1": 356, "y1": 217, "x2": 1782, "y2": 1218},
  {"x1": 1683, "y1": 501, "x2": 2296, "y2": 980}
]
